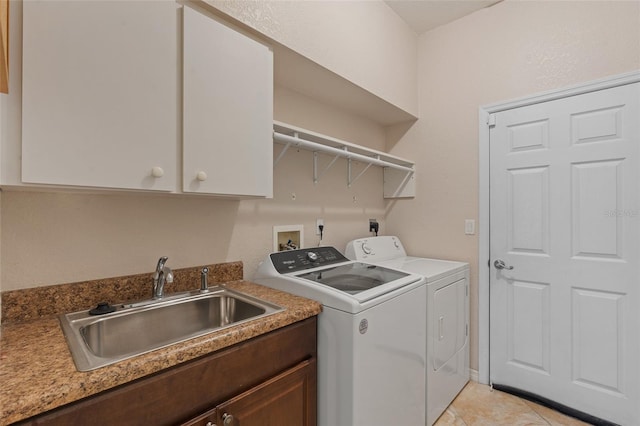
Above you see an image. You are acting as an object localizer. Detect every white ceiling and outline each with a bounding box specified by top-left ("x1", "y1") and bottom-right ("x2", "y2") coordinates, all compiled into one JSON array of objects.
[{"x1": 385, "y1": 0, "x2": 502, "y2": 34}]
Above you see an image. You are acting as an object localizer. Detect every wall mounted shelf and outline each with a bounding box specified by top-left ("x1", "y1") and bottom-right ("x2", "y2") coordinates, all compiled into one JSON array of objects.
[{"x1": 273, "y1": 121, "x2": 415, "y2": 198}]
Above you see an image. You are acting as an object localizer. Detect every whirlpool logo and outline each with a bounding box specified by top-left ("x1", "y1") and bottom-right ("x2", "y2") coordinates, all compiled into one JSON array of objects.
[
  {"x1": 604, "y1": 209, "x2": 639, "y2": 218},
  {"x1": 359, "y1": 319, "x2": 368, "y2": 334}
]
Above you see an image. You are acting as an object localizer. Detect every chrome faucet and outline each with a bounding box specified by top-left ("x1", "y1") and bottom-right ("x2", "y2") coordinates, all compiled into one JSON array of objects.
[
  {"x1": 152, "y1": 256, "x2": 173, "y2": 299},
  {"x1": 200, "y1": 266, "x2": 209, "y2": 293}
]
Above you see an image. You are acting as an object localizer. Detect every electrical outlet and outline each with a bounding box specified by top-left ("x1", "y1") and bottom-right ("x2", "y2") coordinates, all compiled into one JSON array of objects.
[
  {"x1": 316, "y1": 219, "x2": 324, "y2": 235},
  {"x1": 369, "y1": 219, "x2": 378, "y2": 233}
]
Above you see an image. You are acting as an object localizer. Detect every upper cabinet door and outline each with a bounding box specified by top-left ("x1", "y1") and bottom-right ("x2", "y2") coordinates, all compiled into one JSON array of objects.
[
  {"x1": 183, "y1": 6, "x2": 273, "y2": 197},
  {"x1": 21, "y1": 0, "x2": 178, "y2": 191}
]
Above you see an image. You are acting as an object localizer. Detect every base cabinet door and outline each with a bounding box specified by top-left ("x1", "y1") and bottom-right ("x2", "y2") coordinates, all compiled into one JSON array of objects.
[
  {"x1": 216, "y1": 359, "x2": 316, "y2": 426},
  {"x1": 181, "y1": 359, "x2": 316, "y2": 426}
]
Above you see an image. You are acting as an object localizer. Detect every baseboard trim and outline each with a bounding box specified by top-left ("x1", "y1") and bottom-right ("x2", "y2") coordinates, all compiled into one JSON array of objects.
[{"x1": 469, "y1": 368, "x2": 479, "y2": 383}]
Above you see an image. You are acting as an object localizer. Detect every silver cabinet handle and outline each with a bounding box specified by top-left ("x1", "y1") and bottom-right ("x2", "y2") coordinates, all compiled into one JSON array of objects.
[
  {"x1": 494, "y1": 259, "x2": 514, "y2": 270},
  {"x1": 222, "y1": 413, "x2": 234, "y2": 426}
]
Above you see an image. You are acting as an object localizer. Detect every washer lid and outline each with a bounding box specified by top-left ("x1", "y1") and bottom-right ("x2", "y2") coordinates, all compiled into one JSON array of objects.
[
  {"x1": 292, "y1": 261, "x2": 424, "y2": 306},
  {"x1": 264, "y1": 246, "x2": 425, "y2": 309},
  {"x1": 296, "y1": 262, "x2": 411, "y2": 294}
]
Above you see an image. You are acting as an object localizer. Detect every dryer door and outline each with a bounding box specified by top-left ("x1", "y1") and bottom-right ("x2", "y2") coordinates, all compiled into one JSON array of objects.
[{"x1": 433, "y1": 278, "x2": 467, "y2": 370}]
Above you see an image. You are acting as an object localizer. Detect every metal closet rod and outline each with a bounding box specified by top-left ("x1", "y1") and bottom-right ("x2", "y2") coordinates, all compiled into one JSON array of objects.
[{"x1": 272, "y1": 131, "x2": 415, "y2": 173}]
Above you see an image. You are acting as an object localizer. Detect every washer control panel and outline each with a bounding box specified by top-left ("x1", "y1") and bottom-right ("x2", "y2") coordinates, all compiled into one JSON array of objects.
[{"x1": 270, "y1": 246, "x2": 349, "y2": 274}]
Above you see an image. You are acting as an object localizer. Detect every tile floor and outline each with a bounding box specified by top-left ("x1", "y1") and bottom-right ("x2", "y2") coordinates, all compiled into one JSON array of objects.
[{"x1": 434, "y1": 381, "x2": 591, "y2": 426}]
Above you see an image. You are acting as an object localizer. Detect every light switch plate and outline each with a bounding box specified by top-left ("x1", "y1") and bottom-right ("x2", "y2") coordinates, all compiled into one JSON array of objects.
[{"x1": 465, "y1": 219, "x2": 475, "y2": 235}]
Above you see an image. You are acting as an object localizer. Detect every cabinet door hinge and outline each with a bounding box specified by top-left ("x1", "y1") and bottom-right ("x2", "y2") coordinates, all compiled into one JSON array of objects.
[{"x1": 487, "y1": 113, "x2": 496, "y2": 127}]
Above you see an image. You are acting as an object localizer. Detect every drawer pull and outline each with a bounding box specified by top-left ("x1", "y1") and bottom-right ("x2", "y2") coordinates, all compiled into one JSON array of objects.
[{"x1": 222, "y1": 413, "x2": 234, "y2": 426}]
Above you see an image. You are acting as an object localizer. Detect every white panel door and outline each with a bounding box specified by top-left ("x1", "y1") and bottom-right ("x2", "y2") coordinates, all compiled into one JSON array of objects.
[
  {"x1": 183, "y1": 6, "x2": 273, "y2": 197},
  {"x1": 22, "y1": 0, "x2": 177, "y2": 191},
  {"x1": 489, "y1": 83, "x2": 639, "y2": 425}
]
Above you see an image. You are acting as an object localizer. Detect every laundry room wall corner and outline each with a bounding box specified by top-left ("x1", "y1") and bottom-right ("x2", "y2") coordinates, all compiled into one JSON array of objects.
[{"x1": 385, "y1": 0, "x2": 640, "y2": 378}]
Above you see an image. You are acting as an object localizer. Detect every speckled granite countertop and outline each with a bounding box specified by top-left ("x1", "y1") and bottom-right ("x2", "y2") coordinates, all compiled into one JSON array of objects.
[{"x1": 0, "y1": 265, "x2": 321, "y2": 425}]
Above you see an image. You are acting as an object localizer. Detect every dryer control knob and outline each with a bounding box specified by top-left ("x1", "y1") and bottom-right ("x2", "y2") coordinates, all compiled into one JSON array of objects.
[
  {"x1": 361, "y1": 243, "x2": 372, "y2": 255},
  {"x1": 307, "y1": 252, "x2": 319, "y2": 261}
]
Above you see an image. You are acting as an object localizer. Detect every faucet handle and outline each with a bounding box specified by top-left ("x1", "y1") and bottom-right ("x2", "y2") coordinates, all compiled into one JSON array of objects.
[
  {"x1": 164, "y1": 267, "x2": 174, "y2": 283},
  {"x1": 200, "y1": 267, "x2": 209, "y2": 292}
]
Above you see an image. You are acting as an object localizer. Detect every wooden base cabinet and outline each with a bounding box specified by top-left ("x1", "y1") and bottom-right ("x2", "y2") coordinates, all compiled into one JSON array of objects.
[
  {"x1": 183, "y1": 359, "x2": 316, "y2": 426},
  {"x1": 17, "y1": 317, "x2": 317, "y2": 426}
]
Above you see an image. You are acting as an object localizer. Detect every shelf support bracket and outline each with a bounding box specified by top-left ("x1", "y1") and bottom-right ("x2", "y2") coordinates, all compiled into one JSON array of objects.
[
  {"x1": 313, "y1": 151, "x2": 341, "y2": 184},
  {"x1": 274, "y1": 141, "x2": 292, "y2": 166},
  {"x1": 348, "y1": 155, "x2": 377, "y2": 187},
  {"x1": 273, "y1": 125, "x2": 416, "y2": 197},
  {"x1": 273, "y1": 132, "x2": 298, "y2": 166}
]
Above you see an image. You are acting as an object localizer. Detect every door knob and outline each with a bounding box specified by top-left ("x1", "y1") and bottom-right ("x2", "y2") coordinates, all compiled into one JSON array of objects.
[{"x1": 494, "y1": 259, "x2": 514, "y2": 270}]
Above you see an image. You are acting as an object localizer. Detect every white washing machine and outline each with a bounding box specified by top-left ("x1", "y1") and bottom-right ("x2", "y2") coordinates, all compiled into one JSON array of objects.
[
  {"x1": 254, "y1": 246, "x2": 427, "y2": 426},
  {"x1": 346, "y1": 236, "x2": 469, "y2": 426}
]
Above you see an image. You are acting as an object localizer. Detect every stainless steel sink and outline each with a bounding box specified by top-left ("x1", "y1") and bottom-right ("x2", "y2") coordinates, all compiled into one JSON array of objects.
[{"x1": 59, "y1": 286, "x2": 283, "y2": 371}]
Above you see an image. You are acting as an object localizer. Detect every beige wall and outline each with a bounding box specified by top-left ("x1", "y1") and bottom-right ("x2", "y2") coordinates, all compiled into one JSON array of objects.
[
  {"x1": 386, "y1": 0, "x2": 640, "y2": 372},
  {"x1": 205, "y1": 0, "x2": 419, "y2": 116},
  {"x1": 0, "y1": 0, "x2": 397, "y2": 294},
  {"x1": 0, "y1": 85, "x2": 387, "y2": 291}
]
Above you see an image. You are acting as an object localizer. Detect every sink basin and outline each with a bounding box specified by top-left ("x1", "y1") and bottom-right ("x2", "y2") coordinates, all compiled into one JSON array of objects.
[{"x1": 59, "y1": 286, "x2": 283, "y2": 371}]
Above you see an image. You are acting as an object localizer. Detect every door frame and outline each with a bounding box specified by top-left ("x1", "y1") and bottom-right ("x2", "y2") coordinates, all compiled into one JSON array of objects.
[{"x1": 477, "y1": 70, "x2": 640, "y2": 384}]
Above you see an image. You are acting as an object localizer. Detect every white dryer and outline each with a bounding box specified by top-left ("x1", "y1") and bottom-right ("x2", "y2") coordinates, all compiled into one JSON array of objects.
[{"x1": 346, "y1": 236, "x2": 469, "y2": 426}]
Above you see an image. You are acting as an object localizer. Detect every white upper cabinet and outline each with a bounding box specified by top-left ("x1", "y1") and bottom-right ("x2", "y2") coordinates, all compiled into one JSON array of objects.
[
  {"x1": 21, "y1": 0, "x2": 178, "y2": 191},
  {"x1": 182, "y1": 6, "x2": 273, "y2": 197}
]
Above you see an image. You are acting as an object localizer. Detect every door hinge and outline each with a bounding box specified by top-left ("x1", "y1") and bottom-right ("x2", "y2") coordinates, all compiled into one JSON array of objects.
[
  {"x1": 488, "y1": 113, "x2": 496, "y2": 127},
  {"x1": 466, "y1": 324, "x2": 468, "y2": 336}
]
